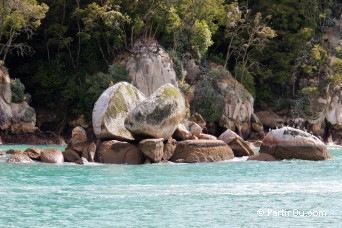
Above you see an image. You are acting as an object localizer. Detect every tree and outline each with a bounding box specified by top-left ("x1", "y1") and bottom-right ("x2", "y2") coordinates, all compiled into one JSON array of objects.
[
  {"x1": 0, "y1": 0, "x2": 48, "y2": 62},
  {"x1": 223, "y1": 1, "x2": 276, "y2": 88}
]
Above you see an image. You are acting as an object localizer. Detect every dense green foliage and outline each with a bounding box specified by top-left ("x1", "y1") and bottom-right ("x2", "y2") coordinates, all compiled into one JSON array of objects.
[
  {"x1": 1, "y1": 0, "x2": 341, "y2": 130},
  {"x1": 10, "y1": 78, "x2": 26, "y2": 103},
  {"x1": 193, "y1": 79, "x2": 225, "y2": 122}
]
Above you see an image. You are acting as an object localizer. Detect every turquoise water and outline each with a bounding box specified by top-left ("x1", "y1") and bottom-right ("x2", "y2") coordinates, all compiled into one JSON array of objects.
[{"x1": 0, "y1": 144, "x2": 341, "y2": 227}]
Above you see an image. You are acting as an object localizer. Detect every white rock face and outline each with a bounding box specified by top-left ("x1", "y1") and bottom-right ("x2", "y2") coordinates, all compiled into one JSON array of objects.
[
  {"x1": 125, "y1": 83, "x2": 186, "y2": 139},
  {"x1": 263, "y1": 127, "x2": 325, "y2": 146},
  {"x1": 125, "y1": 39, "x2": 178, "y2": 96},
  {"x1": 92, "y1": 82, "x2": 146, "y2": 141},
  {"x1": 326, "y1": 81, "x2": 342, "y2": 126},
  {"x1": 260, "y1": 127, "x2": 330, "y2": 160}
]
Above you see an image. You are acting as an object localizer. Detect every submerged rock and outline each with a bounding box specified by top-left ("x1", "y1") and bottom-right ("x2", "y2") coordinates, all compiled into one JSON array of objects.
[
  {"x1": 97, "y1": 140, "x2": 145, "y2": 165},
  {"x1": 41, "y1": 148, "x2": 64, "y2": 163},
  {"x1": 171, "y1": 140, "x2": 234, "y2": 163},
  {"x1": 125, "y1": 84, "x2": 185, "y2": 139},
  {"x1": 92, "y1": 82, "x2": 146, "y2": 141},
  {"x1": 259, "y1": 127, "x2": 330, "y2": 161}
]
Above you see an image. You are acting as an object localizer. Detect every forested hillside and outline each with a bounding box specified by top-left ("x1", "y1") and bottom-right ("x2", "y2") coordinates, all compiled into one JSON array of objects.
[{"x1": 1, "y1": 0, "x2": 341, "y2": 132}]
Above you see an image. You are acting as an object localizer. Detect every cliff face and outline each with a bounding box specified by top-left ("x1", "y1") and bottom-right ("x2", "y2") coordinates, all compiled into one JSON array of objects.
[{"x1": 0, "y1": 66, "x2": 37, "y2": 134}]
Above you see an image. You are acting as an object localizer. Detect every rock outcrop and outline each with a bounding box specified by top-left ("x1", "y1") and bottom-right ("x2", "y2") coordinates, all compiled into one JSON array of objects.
[
  {"x1": 97, "y1": 140, "x2": 145, "y2": 164},
  {"x1": 171, "y1": 140, "x2": 234, "y2": 163},
  {"x1": 41, "y1": 148, "x2": 64, "y2": 163},
  {"x1": 192, "y1": 64, "x2": 255, "y2": 138},
  {"x1": 124, "y1": 39, "x2": 178, "y2": 96},
  {"x1": 125, "y1": 84, "x2": 185, "y2": 139},
  {"x1": 259, "y1": 127, "x2": 330, "y2": 160},
  {"x1": 92, "y1": 82, "x2": 146, "y2": 141},
  {"x1": 0, "y1": 66, "x2": 37, "y2": 134}
]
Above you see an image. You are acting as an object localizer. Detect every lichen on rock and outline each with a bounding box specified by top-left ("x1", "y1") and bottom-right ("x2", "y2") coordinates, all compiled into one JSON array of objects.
[{"x1": 92, "y1": 82, "x2": 146, "y2": 141}]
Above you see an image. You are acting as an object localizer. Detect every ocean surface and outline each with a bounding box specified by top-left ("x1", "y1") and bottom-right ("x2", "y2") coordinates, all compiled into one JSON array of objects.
[{"x1": 0, "y1": 144, "x2": 341, "y2": 227}]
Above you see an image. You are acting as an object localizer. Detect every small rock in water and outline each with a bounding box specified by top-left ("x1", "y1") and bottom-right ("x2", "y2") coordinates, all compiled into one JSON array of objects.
[
  {"x1": 41, "y1": 148, "x2": 64, "y2": 163},
  {"x1": 7, "y1": 152, "x2": 33, "y2": 163},
  {"x1": 23, "y1": 147, "x2": 41, "y2": 160}
]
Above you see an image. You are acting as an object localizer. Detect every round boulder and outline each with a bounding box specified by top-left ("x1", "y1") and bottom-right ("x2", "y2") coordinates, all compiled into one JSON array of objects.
[
  {"x1": 125, "y1": 83, "x2": 185, "y2": 139},
  {"x1": 259, "y1": 127, "x2": 330, "y2": 161},
  {"x1": 97, "y1": 140, "x2": 145, "y2": 165},
  {"x1": 171, "y1": 140, "x2": 234, "y2": 163},
  {"x1": 92, "y1": 82, "x2": 146, "y2": 141},
  {"x1": 41, "y1": 148, "x2": 64, "y2": 163}
]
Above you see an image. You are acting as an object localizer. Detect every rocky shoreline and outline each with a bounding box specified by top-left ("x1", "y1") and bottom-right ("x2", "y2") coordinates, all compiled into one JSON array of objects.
[{"x1": 4, "y1": 82, "x2": 332, "y2": 165}]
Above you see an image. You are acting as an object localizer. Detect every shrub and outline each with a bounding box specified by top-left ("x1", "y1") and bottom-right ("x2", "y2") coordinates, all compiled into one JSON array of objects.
[
  {"x1": 193, "y1": 79, "x2": 224, "y2": 122},
  {"x1": 10, "y1": 78, "x2": 26, "y2": 103},
  {"x1": 234, "y1": 65, "x2": 256, "y2": 98}
]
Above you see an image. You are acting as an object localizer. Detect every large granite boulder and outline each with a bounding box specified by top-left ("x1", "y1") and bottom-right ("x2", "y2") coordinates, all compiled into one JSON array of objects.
[
  {"x1": 125, "y1": 83, "x2": 186, "y2": 139},
  {"x1": 171, "y1": 140, "x2": 234, "y2": 163},
  {"x1": 41, "y1": 148, "x2": 64, "y2": 163},
  {"x1": 92, "y1": 82, "x2": 146, "y2": 141},
  {"x1": 259, "y1": 127, "x2": 330, "y2": 160},
  {"x1": 139, "y1": 138, "x2": 164, "y2": 163},
  {"x1": 124, "y1": 39, "x2": 178, "y2": 96},
  {"x1": 7, "y1": 151, "x2": 33, "y2": 163},
  {"x1": 97, "y1": 140, "x2": 145, "y2": 164}
]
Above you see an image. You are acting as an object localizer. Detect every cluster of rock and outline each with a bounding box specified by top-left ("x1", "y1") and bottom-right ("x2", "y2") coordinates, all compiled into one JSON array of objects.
[
  {"x1": 6, "y1": 147, "x2": 64, "y2": 163},
  {"x1": 91, "y1": 81, "x2": 239, "y2": 164}
]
